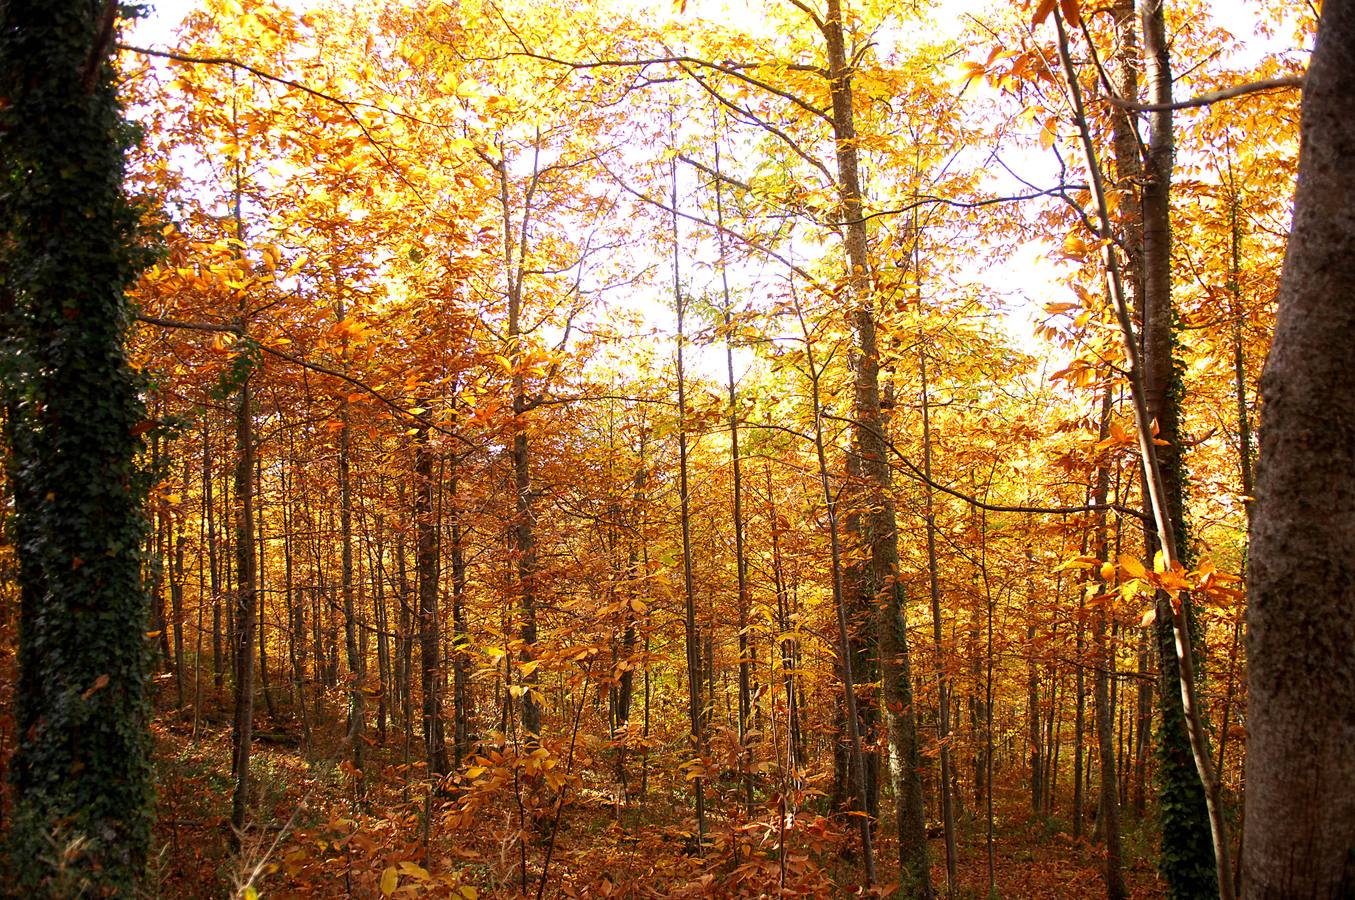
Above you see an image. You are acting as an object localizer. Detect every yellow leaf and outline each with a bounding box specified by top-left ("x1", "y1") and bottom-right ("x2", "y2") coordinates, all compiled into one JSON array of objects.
[
  {"x1": 398, "y1": 861, "x2": 430, "y2": 880},
  {"x1": 1119, "y1": 554, "x2": 1147, "y2": 580},
  {"x1": 381, "y1": 866, "x2": 399, "y2": 896}
]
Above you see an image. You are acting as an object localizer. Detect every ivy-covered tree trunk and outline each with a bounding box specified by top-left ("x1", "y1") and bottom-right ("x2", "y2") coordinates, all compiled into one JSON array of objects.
[
  {"x1": 1138, "y1": 3, "x2": 1219, "y2": 894},
  {"x1": 1244, "y1": 2, "x2": 1355, "y2": 895},
  {"x1": 0, "y1": 0, "x2": 155, "y2": 892}
]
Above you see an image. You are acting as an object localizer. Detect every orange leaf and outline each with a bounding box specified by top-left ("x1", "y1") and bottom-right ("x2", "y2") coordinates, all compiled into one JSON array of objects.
[{"x1": 1119, "y1": 554, "x2": 1147, "y2": 580}]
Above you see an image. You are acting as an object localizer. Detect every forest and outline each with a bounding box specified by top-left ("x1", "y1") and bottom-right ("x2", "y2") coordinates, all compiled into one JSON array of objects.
[{"x1": 1, "y1": 0, "x2": 1352, "y2": 896}]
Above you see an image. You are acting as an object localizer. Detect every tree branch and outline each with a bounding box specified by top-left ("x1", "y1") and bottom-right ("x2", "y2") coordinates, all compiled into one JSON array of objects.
[{"x1": 1105, "y1": 74, "x2": 1303, "y2": 112}]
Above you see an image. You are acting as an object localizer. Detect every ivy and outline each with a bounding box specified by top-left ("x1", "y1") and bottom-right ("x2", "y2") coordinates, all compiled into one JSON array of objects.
[{"x1": 0, "y1": 0, "x2": 156, "y2": 893}]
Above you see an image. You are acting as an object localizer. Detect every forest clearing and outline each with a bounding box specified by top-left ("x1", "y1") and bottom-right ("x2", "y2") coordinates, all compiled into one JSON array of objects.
[{"x1": 1, "y1": 0, "x2": 1352, "y2": 896}]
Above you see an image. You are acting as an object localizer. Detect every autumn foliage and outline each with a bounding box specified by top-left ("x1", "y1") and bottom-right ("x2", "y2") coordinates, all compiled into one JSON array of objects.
[{"x1": 0, "y1": 0, "x2": 1314, "y2": 896}]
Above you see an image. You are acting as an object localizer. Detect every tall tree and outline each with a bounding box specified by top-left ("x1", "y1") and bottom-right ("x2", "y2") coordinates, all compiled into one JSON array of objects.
[
  {"x1": 820, "y1": 0, "x2": 931, "y2": 891},
  {"x1": 1244, "y1": 2, "x2": 1355, "y2": 896},
  {"x1": 0, "y1": 0, "x2": 154, "y2": 890},
  {"x1": 1138, "y1": 3, "x2": 1220, "y2": 893}
]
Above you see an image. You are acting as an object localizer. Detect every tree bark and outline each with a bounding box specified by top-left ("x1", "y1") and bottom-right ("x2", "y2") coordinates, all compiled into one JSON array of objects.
[
  {"x1": 1, "y1": 0, "x2": 156, "y2": 885},
  {"x1": 672, "y1": 154, "x2": 706, "y2": 844},
  {"x1": 821, "y1": 0, "x2": 930, "y2": 891},
  {"x1": 415, "y1": 413, "x2": 448, "y2": 775},
  {"x1": 1093, "y1": 386, "x2": 1127, "y2": 900},
  {"x1": 1244, "y1": 3, "x2": 1355, "y2": 895}
]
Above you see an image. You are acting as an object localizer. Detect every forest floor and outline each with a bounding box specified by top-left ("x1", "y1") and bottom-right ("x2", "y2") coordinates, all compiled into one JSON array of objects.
[{"x1": 146, "y1": 708, "x2": 1167, "y2": 899}]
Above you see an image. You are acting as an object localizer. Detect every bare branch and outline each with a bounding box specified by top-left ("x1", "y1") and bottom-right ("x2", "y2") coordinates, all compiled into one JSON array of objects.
[{"x1": 1105, "y1": 74, "x2": 1304, "y2": 112}]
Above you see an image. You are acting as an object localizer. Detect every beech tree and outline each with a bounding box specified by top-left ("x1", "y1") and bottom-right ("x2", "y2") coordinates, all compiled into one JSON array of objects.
[{"x1": 1244, "y1": 2, "x2": 1355, "y2": 896}]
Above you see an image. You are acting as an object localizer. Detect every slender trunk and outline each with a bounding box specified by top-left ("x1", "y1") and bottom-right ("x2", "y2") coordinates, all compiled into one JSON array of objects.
[
  {"x1": 712, "y1": 129, "x2": 755, "y2": 816},
  {"x1": 821, "y1": 0, "x2": 930, "y2": 890},
  {"x1": 1093, "y1": 385, "x2": 1127, "y2": 900},
  {"x1": 1054, "y1": 7, "x2": 1231, "y2": 892},
  {"x1": 337, "y1": 302, "x2": 364, "y2": 775},
  {"x1": 919, "y1": 344, "x2": 957, "y2": 893},
  {"x1": 228, "y1": 157, "x2": 257, "y2": 841},
  {"x1": 1028, "y1": 613, "x2": 1043, "y2": 814},
  {"x1": 171, "y1": 454, "x2": 188, "y2": 708},
  {"x1": 672, "y1": 153, "x2": 706, "y2": 844},
  {"x1": 767, "y1": 458, "x2": 802, "y2": 772},
  {"x1": 369, "y1": 506, "x2": 391, "y2": 744},
  {"x1": 257, "y1": 450, "x2": 277, "y2": 720},
  {"x1": 499, "y1": 140, "x2": 543, "y2": 742},
  {"x1": 206, "y1": 415, "x2": 223, "y2": 700},
  {"x1": 792, "y1": 287, "x2": 876, "y2": 887},
  {"x1": 229, "y1": 368, "x2": 257, "y2": 840},
  {"x1": 415, "y1": 414, "x2": 448, "y2": 775},
  {"x1": 283, "y1": 445, "x2": 311, "y2": 748},
  {"x1": 450, "y1": 465, "x2": 470, "y2": 765},
  {"x1": 1074, "y1": 516, "x2": 1089, "y2": 840}
]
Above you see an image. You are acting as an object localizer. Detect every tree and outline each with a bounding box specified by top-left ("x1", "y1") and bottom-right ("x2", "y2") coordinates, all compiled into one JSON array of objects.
[
  {"x1": 1244, "y1": 2, "x2": 1355, "y2": 896},
  {"x1": 0, "y1": 0, "x2": 155, "y2": 891}
]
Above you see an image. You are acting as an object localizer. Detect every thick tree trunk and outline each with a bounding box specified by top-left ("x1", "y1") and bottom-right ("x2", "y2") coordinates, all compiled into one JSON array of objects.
[
  {"x1": 1244, "y1": 4, "x2": 1355, "y2": 896},
  {"x1": 1, "y1": 0, "x2": 155, "y2": 885}
]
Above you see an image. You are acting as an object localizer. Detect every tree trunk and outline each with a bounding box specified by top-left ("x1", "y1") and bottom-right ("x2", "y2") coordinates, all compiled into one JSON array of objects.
[
  {"x1": 1093, "y1": 385, "x2": 1127, "y2": 900},
  {"x1": 415, "y1": 413, "x2": 448, "y2": 775},
  {"x1": 1138, "y1": 4, "x2": 1221, "y2": 893},
  {"x1": 450, "y1": 465, "x2": 471, "y2": 765},
  {"x1": 206, "y1": 415, "x2": 224, "y2": 699},
  {"x1": 1244, "y1": 4, "x2": 1355, "y2": 895},
  {"x1": 672, "y1": 155, "x2": 706, "y2": 844},
  {"x1": 256, "y1": 450, "x2": 277, "y2": 720},
  {"x1": 1, "y1": 0, "x2": 156, "y2": 885},
  {"x1": 920, "y1": 344, "x2": 958, "y2": 893},
  {"x1": 229, "y1": 366, "x2": 257, "y2": 840},
  {"x1": 338, "y1": 365, "x2": 364, "y2": 775},
  {"x1": 821, "y1": 0, "x2": 930, "y2": 891}
]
